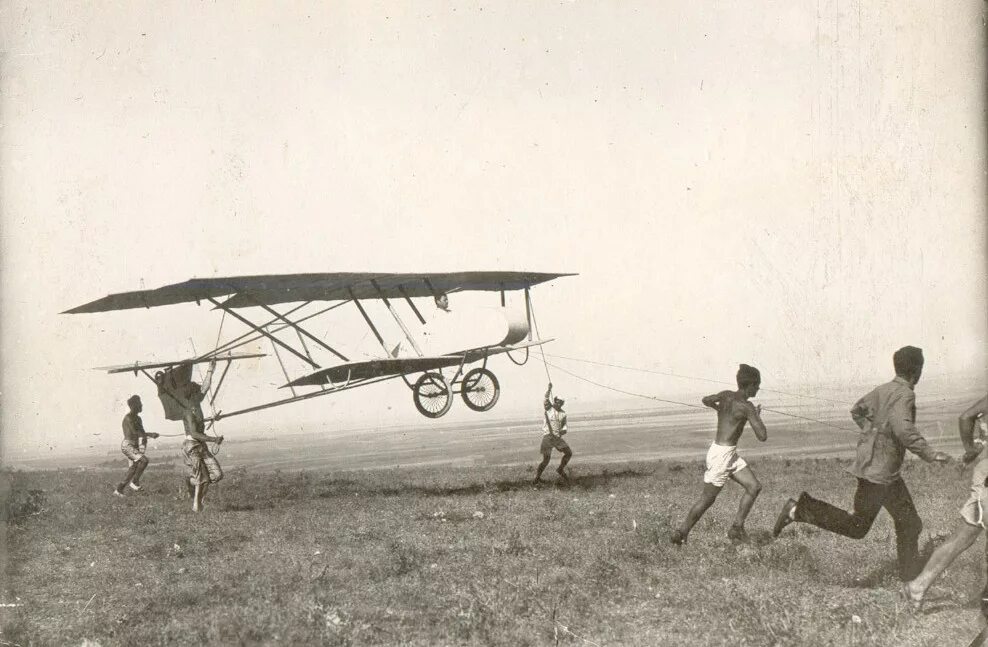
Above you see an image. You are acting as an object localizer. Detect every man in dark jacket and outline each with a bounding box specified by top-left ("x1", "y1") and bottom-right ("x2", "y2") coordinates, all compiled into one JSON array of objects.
[{"x1": 773, "y1": 346, "x2": 949, "y2": 581}]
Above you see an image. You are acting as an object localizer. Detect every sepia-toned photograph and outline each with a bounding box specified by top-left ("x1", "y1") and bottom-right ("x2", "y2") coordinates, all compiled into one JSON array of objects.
[{"x1": 1, "y1": 2, "x2": 985, "y2": 645}]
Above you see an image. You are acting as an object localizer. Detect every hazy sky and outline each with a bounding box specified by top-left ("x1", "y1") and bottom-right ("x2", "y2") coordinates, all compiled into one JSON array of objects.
[{"x1": 2, "y1": 1, "x2": 985, "y2": 457}]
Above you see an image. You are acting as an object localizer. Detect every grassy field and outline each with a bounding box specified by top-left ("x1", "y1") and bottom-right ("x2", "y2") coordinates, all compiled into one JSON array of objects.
[{"x1": 2, "y1": 456, "x2": 985, "y2": 646}]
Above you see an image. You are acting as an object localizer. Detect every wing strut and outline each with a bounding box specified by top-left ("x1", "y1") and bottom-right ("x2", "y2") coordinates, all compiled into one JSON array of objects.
[
  {"x1": 208, "y1": 298, "x2": 319, "y2": 369},
  {"x1": 524, "y1": 288, "x2": 533, "y2": 341},
  {"x1": 371, "y1": 279, "x2": 423, "y2": 357},
  {"x1": 349, "y1": 288, "x2": 391, "y2": 356},
  {"x1": 203, "y1": 300, "x2": 350, "y2": 360},
  {"x1": 210, "y1": 360, "x2": 233, "y2": 406},
  {"x1": 202, "y1": 301, "x2": 310, "y2": 359},
  {"x1": 235, "y1": 292, "x2": 349, "y2": 362},
  {"x1": 397, "y1": 285, "x2": 426, "y2": 324},
  {"x1": 209, "y1": 373, "x2": 403, "y2": 422},
  {"x1": 269, "y1": 339, "x2": 298, "y2": 397}
]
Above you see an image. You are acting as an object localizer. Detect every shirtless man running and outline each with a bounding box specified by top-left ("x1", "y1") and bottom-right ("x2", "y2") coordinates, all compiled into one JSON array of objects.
[
  {"x1": 671, "y1": 364, "x2": 767, "y2": 544},
  {"x1": 114, "y1": 395, "x2": 159, "y2": 496}
]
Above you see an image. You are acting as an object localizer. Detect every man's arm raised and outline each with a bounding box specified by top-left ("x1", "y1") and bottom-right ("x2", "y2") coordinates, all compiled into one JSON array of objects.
[
  {"x1": 746, "y1": 402, "x2": 767, "y2": 442},
  {"x1": 199, "y1": 360, "x2": 218, "y2": 396},
  {"x1": 701, "y1": 391, "x2": 724, "y2": 410}
]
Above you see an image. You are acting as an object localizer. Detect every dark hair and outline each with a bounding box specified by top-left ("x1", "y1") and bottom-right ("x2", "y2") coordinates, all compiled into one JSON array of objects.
[
  {"x1": 736, "y1": 364, "x2": 761, "y2": 389},
  {"x1": 127, "y1": 395, "x2": 141, "y2": 408},
  {"x1": 893, "y1": 346, "x2": 924, "y2": 378}
]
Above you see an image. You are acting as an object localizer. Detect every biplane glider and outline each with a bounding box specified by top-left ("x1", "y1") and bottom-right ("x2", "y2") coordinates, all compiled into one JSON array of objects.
[{"x1": 65, "y1": 272, "x2": 573, "y2": 421}]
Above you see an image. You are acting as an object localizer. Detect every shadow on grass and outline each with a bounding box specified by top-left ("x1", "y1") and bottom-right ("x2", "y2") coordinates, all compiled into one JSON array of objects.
[
  {"x1": 312, "y1": 468, "x2": 652, "y2": 500},
  {"x1": 846, "y1": 533, "x2": 947, "y2": 589}
]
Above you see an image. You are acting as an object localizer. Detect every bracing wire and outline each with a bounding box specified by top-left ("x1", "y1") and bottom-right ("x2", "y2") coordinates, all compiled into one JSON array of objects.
[
  {"x1": 212, "y1": 309, "x2": 227, "y2": 356},
  {"x1": 545, "y1": 361, "x2": 858, "y2": 432}
]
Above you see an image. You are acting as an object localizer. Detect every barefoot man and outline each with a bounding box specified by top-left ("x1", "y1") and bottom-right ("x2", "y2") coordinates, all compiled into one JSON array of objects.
[
  {"x1": 179, "y1": 362, "x2": 225, "y2": 512},
  {"x1": 773, "y1": 346, "x2": 950, "y2": 582},
  {"x1": 534, "y1": 382, "x2": 572, "y2": 484},
  {"x1": 114, "y1": 395, "x2": 159, "y2": 496},
  {"x1": 671, "y1": 364, "x2": 767, "y2": 545},
  {"x1": 902, "y1": 393, "x2": 988, "y2": 611}
]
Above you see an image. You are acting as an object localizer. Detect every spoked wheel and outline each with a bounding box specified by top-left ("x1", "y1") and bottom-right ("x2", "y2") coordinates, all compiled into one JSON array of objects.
[
  {"x1": 460, "y1": 367, "x2": 500, "y2": 412},
  {"x1": 413, "y1": 372, "x2": 453, "y2": 418}
]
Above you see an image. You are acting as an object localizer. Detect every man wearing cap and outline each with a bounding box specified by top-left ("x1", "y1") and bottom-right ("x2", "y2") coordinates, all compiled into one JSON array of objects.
[
  {"x1": 773, "y1": 346, "x2": 950, "y2": 582},
  {"x1": 534, "y1": 382, "x2": 572, "y2": 484},
  {"x1": 114, "y1": 395, "x2": 159, "y2": 496}
]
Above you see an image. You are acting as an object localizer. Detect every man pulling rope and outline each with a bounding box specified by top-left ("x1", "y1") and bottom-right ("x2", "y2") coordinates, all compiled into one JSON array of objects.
[{"x1": 534, "y1": 382, "x2": 572, "y2": 485}]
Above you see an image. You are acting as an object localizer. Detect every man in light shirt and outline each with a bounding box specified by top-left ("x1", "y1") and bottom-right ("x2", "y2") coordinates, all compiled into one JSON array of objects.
[
  {"x1": 773, "y1": 346, "x2": 950, "y2": 582},
  {"x1": 534, "y1": 382, "x2": 572, "y2": 484}
]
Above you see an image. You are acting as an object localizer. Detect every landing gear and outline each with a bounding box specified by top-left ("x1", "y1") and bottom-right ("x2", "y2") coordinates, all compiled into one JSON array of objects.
[
  {"x1": 413, "y1": 372, "x2": 453, "y2": 418},
  {"x1": 460, "y1": 368, "x2": 500, "y2": 412}
]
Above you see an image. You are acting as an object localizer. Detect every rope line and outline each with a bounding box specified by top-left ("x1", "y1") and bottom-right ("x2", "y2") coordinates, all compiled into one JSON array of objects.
[
  {"x1": 545, "y1": 353, "x2": 853, "y2": 406},
  {"x1": 759, "y1": 408, "x2": 856, "y2": 432},
  {"x1": 546, "y1": 361, "x2": 858, "y2": 432},
  {"x1": 546, "y1": 362, "x2": 707, "y2": 411},
  {"x1": 527, "y1": 297, "x2": 552, "y2": 382}
]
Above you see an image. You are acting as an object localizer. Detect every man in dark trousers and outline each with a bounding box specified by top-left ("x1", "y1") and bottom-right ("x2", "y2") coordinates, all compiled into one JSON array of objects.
[
  {"x1": 114, "y1": 395, "x2": 159, "y2": 496},
  {"x1": 773, "y1": 346, "x2": 950, "y2": 581}
]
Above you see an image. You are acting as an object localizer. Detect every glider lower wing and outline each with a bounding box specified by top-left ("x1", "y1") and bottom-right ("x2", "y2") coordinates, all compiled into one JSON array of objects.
[
  {"x1": 285, "y1": 339, "x2": 553, "y2": 388},
  {"x1": 284, "y1": 356, "x2": 465, "y2": 387}
]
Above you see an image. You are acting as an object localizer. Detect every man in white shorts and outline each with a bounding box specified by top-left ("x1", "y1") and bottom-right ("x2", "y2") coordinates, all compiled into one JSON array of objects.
[
  {"x1": 114, "y1": 395, "x2": 159, "y2": 496},
  {"x1": 902, "y1": 394, "x2": 987, "y2": 612},
  {"x1": 671, "y1": 364, "x2": 767, "y2": 544}
]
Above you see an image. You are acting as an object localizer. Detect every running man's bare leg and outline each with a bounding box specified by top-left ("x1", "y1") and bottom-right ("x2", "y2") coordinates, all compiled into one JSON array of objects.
[
  {"x1": 534, "y1": 453, "x2": 551, "y2": 482},
  {"x1": 982, "y1": 539, "x2": 988, "y2": 618},
  {"x1": 730, "y1": 467, "x2": 762, "y2": 529},
  {"x1": 678, "y1": 483, "x2": 722, "y2": 536},
  {"x1": 905, "y1": 522, "x2": 982, "y2": 602},
  {"x1": 557, "y1": 447, "x2": 572, "y2": 472},
  {"x1": 131, "y1": 456, "x2": 148, "y2": 486}
]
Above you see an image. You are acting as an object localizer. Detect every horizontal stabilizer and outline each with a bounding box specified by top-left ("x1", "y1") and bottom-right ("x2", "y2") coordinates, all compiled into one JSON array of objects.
[{"x1": 97, "y1": 352, "x2": 266, "y2": 374}]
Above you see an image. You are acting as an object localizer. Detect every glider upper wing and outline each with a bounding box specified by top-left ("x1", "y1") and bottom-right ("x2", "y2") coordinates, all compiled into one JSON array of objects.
[{"x1": 63, "y1": 272, "x2": 574, "y2": 314}]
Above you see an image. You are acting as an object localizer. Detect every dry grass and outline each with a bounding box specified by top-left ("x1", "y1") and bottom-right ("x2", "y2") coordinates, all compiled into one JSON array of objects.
[{"x1": 1, "y1": 457, "x2": 984, "y2": 646}]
